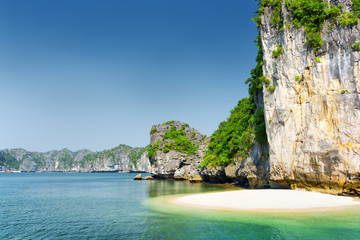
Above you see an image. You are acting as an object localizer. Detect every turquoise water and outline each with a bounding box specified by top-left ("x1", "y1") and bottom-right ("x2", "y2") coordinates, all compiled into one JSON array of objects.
[{"x1": 1, "y1": 173, "x2": 360, "y2": 239}]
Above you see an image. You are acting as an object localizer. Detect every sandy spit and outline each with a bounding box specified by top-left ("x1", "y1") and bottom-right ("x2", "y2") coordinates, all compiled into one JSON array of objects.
[{"x1": 171, "y1": 189, "x2": 360, "y2": 212}]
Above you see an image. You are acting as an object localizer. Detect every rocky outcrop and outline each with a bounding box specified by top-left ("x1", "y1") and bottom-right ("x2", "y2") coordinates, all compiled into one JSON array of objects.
[
  {"x1": 0, "y1": 144, "x2": 150, "y2": 173},
  {"x1": 148, "y1": 121, "x2": 269, "y2": 186},
  {"x1": 142, "y1": 175, "x2": 154, "y2": 180},
  {"x1": 133, "y1": 174, "x2": 143, "y2": 180},
  {"x1": 200, "y1": 143, "x2": 270, "y2": 188},
  {"x1": 133, "y1": 174, "x2": 154, "y2": 180},
  {"x1": 148, "y1": 121, "x2": 206, "y2": 182},
  {"x1": 259, "y1": 0, "x2": 360, "y2": 195}
]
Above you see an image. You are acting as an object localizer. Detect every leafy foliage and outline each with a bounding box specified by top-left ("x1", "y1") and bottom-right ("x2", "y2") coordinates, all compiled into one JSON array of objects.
[
  {"x1": 268, "y1": 85, "x2": 276, "y2": 92},
  {"x1": 58, "y1": 153, "x2": 75, "y2": 169},
  {"x1": 182, "y1": 123, "x2": 189, "y2": 128},
  {"x1": 253, "y1": 108, "x2": 267, "y2": 144},
  {"x1": 202, "y1": 98, "x2": 256, "y2": 167},
  {"x1": 256, "y1": 0, "x2": 360, "y2": 52},
  {"x1": 162, "y1": 126, "x2": 198, "y2": 154},
  {"x1": 147, "y1": 123, "x2": 200, "y2": 158},
  {"x1": 259, "y1": 76, "x2": 270, "y2": 87},
  {"x1": 246, "y1": 35, "x2": 265, "y2": 99},
  {"x1": 162, "y1": 120, "x2": 175, "y2": 125},
  {"x1": 147, "y1": 141, "x2": 161, "y2": 159},
  {"x1": 253, "y1": 0, "x2": 283, "y2": 28},
  {"x1": 150, "y1": 128, "x2": 157, "y2": 134},
  {"x1": 20, "y1": 152, "x2": 47, "y2": 169},
  {"x1": 264, "y1": 0, "x2": 283, "y2": 28},
  {"x1": 351, "y1": 41, "x2": 360, "y2": 51},
  {"x1": 285, "y1": 0, "x2": 342, "y2": 51},
  {"x1": 80, "y1": 152, "x2": 99, "y2": 168},
  {"x1": 339, "y1": 12, "x2": 359, "y2": 26},
  {"x1": 354, "y1": 0, "x2": 360, "y2": 17},
  {"x1": 203, "y1": 31, "x2": 269, "y2": 168},
  {"x1": 0, "y1": 152, "x2": 21, "y2": 170},
  {"x1": 272, "y1": 44, "x2": 283, "y2": 58},
  {"x1": 128, "y1": 147, "x2": 147, "y2": 166}
]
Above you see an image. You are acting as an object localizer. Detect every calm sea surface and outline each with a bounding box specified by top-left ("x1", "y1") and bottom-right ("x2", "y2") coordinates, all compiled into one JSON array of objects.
[{"x1": 1, "y1": 173, "x2": 360, "y2": 240}]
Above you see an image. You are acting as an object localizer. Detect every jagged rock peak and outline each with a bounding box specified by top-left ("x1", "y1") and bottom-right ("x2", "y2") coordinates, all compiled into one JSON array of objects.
[
  {"x1": 148, "y1": 120, "x2": 206, "y2": 181},
  {"x1": 150, "y1": 120, "x2": 205, "y2": 146}
]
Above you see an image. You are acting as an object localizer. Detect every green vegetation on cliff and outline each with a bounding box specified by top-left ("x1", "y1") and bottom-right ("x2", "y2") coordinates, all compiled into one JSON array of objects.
[
  {"x1": 147, "y1": 141, "x2": 161, "y2": 158},
  {"x1": 0, "y1": 152, "x2": 22, "y2": 170},
  {"x1": 162, "y1": 126, "x2": 198, "y2": 154},
  {"x1": 202, "y1": 34, "x2": 268, "y2": 168},
  {"x1": 128, "y1": 146, "x2": 148, "y2": 167},
  {"x1": 272, "y1": 44, "x2": 283, "y2": 58},
  {"x1": 162, "y1": 120, "x2": 175, "y2": 125},
  {"x1": 147, "y1": 122, "x2": 201, "y2": 158},
  {"x1": 286, "y1": 0, "x2": 342, "y2": 51},
  {"x1": 57, "y1": 152, "x2": 75, "y2": 169},
  {"x1": 354, "y1": 0, "x2": 360, "y2": 16},
  {"x1": 255, "y1": 0, "x2": 360, "y2": 51},
  {"x1": 202, "y1": 100, "x2": 267, "y2": 167},
  {"x1": 202, "y1": 99, "x2": 254, "y2": 167},
  {"x1": 352, "y1": 41, "x2": 360, "y2": 51}
]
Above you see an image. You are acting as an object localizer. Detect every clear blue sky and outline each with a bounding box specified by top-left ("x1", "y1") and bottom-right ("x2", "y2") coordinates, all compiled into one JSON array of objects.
[{"x1": 0, "y1": 0, "x2": 258, "y2": 152}]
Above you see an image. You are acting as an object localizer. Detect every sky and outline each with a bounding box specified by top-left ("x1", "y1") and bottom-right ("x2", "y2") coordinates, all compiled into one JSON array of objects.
[{"x1": 0, "y1": 0, "x2": 259, "y2": 152}]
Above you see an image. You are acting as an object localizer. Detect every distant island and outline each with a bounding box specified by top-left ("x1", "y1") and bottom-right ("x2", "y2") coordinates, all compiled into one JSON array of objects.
[{"x1": 0, "y1": 144, "x2": 149, "y2": 173}]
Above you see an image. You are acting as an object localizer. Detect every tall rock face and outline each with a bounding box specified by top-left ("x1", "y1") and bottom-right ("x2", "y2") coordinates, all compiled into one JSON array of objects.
[
  {"x1": 148, "y1": 121, "x2": 206, "y2": 181},
  {"x1": 134, "y1": 152, "x2": 151, "y2": 173},
  {"x1": 260, "y1": 0, "x2": 360, "y2": 195}
]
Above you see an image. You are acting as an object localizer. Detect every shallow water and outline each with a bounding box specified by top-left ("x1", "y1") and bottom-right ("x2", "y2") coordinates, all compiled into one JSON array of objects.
[{"x1": 1, "y1": 173, "x2": 360, "y2": 239}]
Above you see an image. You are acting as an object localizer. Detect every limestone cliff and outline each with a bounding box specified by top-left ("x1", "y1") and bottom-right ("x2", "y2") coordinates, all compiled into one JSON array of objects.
[
  {"x1": 148, "y1": 121, "x2": 206, "y2": 181},
  {"x1": 259, "y1": 0, "x2": 360, "y2": 195}
]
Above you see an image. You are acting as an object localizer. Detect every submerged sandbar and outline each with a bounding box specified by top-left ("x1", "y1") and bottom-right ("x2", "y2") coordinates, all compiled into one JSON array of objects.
[{"x1": 171, "y1": 189, "x2": 360, "y2": 212}]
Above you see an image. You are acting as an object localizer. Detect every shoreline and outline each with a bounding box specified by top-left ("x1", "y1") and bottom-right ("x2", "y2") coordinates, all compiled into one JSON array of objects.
[
  {"x1": 168, "y1": 189, "x2": 360, "y2": 212},
  {"x1": 0, "y1": 171, "x2": 147, "y2": 173}
]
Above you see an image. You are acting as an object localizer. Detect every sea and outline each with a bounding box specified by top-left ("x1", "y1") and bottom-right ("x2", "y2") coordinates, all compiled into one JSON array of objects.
[{"x1": 1, "y1": 173, "x2": 360, "y2": 240}]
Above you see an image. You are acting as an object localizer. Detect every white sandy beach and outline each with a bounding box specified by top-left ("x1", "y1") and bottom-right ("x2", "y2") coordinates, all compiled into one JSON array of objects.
[{"x1": 173, "y1": 189, "x2": 360, "y2": 211}]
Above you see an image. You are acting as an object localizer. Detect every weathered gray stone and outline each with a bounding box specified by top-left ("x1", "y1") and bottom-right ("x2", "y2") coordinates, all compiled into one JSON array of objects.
[
  {"x1": 131, "y1": 151, "x2": 151, "y2": 173},
  {"x1": 149, "y1": 121, "x2": 206, "y2": 181},
  {"x1": 259, "y1": 0, "x2": 360, "y2": 195}
]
